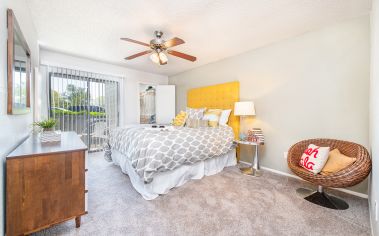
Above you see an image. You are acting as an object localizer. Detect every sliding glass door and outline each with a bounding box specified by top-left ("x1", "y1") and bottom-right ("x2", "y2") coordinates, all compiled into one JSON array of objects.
[{"x1": 46, "y1": 66, "x2": 119, "y2": 152}]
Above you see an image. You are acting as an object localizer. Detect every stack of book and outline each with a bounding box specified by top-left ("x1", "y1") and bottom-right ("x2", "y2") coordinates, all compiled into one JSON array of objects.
[
  {"x1": 247, "y1": 128, "x2": 265, "y2": 144},
  {"x1": 40, "y1": 131, "x2": 61, "y2": 143}
]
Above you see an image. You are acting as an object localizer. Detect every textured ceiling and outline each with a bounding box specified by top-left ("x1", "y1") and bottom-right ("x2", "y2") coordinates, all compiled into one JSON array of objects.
[{"x1": 27, "y1": 0, "x2": 370, "y2": 76}]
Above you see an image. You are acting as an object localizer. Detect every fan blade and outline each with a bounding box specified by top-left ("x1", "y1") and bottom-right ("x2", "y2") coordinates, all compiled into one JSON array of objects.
[
  {"x1": 167, "y1": 50, "x2": 196, "y2": 62},
  {"x1": 124, "y1": 50, "x2": 152, "y2": 60},
  {"x1": 121, "y1": 38, "x2": 150, "y2": 47},
  {"x1": 163, "y1": 37, "x2": 185, "y2": 48}
]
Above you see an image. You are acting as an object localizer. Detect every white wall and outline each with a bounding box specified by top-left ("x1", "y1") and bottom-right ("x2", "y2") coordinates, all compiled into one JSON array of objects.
[
  {"x1": 370, "y1": 0, "x2": 379, "y2": 234},
  {"x1": 0, "y1": 0, "x2": 39, "y2": 234},
  {"x1": 169, "y1": 16, "x2": 370, "y2": 194},
  {"x1": 39, "y1": 50, "x2": 168, "y2": 125}
]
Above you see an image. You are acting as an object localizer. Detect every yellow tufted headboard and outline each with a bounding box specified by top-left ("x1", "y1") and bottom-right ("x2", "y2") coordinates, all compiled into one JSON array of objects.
[{"x1": 187, "y1": 81, "x2": 240, "y2": 139}]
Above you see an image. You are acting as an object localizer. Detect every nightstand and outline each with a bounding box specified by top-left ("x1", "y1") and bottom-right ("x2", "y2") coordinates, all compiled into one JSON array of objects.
[{"x1": 235, "y1": 139, "x2": 264, "y2": 177}]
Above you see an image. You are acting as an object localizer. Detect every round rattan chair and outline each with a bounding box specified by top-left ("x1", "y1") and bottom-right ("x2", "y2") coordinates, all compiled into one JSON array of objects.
[{"x1": 287, "y1": 139, "x2": 371, "y2": 210}]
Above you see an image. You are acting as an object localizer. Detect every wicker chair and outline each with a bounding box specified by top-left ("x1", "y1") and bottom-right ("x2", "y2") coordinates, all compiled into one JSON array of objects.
[{"x1": 287, "y1": 139, "x2": 371, "y2": 210}]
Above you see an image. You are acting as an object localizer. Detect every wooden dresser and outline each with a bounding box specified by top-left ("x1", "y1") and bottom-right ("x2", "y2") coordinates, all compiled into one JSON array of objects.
[{"x1": 6, "y1": 132, "x2": 88, "y2": 236}]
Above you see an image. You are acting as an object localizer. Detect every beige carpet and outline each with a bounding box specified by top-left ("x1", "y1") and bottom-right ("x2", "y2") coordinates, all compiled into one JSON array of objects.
[{"x1": 34, "y1": 152, "x2": 371, "y2": 236}]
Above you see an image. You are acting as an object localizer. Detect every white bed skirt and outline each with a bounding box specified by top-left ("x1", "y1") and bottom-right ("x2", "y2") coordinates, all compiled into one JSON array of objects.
[{"x1": 111, "y1": 148, "x2": 237, "y2": 200}]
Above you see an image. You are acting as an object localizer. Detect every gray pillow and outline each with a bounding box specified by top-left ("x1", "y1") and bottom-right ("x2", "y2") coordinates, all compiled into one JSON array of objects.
[{"x1": 186, "y1": 107, "x2": 206, "y2": 119}]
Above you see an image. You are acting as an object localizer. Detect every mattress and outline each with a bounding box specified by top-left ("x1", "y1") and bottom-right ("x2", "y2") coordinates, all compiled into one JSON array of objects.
[{"x1": 112, "y1": 148, "x2": 237, "y2": 200}]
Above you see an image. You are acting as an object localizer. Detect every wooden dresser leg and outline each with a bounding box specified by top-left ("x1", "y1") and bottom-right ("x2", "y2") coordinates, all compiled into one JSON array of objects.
[{"x1": 75, "y1": 216, "x2": 81, "y2": 228}]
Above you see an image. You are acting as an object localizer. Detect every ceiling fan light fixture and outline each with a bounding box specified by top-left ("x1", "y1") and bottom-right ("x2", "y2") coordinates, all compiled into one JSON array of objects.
[
  {"x1": 150, "y1": 53, "x2": 160, "y2": 64},
  {"x1": 150, "y1": 52, "x2": 168, "y2": 65},
  {"x1": 122, "y1": 31, "x2": 196, "y2": 64},
  {"x1": 159, "y1": 52, "x2": 168, "y2": 63}
]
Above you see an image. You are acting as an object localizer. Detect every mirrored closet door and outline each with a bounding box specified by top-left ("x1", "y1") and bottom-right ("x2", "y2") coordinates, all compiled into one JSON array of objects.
[
  {"x1": 139, "y1": 84, "x2": 156, "y2": 124},
  {"x1": 140, "y1": 84, "x2": 175, "y2": 125}
]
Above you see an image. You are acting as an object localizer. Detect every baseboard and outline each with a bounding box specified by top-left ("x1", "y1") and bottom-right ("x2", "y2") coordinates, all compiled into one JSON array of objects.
[{"x1": 239, "y1": 161, "x2": 368, "y2": 199}]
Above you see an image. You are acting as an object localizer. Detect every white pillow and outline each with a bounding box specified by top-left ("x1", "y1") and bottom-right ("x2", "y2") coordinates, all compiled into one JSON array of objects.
[
  {"x1": 202, "y1": 109, "x2": 222, "y2": 127},
  {"x1": 299, "y1": 144, "x2": 330, "y2": 174},
  {"x1": 219, "y1": 109, "x2": 232, "y2": 126}
]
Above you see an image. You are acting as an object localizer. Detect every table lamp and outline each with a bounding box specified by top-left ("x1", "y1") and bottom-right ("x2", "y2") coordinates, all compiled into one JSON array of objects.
[
  {"x1": 234, "y1": 101, "x2": 256, "y2": 140},
  {"x1": 234, "y1": 101, "x2": 256, "y2": 116}
]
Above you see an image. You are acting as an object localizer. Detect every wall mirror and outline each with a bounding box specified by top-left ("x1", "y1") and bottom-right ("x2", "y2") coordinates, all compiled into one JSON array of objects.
[{"x1": 7, "y1": 9, "x2": 31, "y2": 115}]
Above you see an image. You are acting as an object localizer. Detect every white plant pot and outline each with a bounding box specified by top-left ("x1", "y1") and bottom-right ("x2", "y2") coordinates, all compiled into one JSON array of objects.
[{"x1": 40, "y1": 130, "x2": 61, "y2": 143}]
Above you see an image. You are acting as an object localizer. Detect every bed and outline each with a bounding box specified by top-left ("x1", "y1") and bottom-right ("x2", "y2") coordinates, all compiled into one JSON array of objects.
[{"x1": 107, "y1": 81, "x2": 240, "y2": 200}]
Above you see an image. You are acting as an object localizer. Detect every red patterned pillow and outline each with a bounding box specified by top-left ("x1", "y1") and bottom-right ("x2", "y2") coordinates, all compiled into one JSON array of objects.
[{"x1": 299, "y1": 144, "x2": 330, "y2": 174}]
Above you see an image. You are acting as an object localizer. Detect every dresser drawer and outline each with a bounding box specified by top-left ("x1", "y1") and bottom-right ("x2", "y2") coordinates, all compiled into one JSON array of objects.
[
  {"x1": 85, "y1": 168, "x2": 89, "y2": 190},
  {"x1": 85, "y1": 150, "x2": 89, "y2": 169},
  {"x1": 84, "y1": 150, "x2": 88, "y2": 213},
  {"x1": 85, "y1": 191, "x2": 89, "y2": 212}
]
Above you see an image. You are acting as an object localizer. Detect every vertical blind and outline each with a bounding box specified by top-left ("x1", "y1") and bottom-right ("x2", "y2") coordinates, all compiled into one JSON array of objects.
[{"x1": 40, "y1": 65, "x2": 121, "y2": 151}]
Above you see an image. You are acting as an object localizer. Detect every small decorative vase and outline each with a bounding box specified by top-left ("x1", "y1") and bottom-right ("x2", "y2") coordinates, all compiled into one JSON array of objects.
[
  {"x1": 239, "y1": 133, "x2": 247, "y2": 141},
  {"x1": 40, "y1": 128, "x2": 61, "y2": 143}
]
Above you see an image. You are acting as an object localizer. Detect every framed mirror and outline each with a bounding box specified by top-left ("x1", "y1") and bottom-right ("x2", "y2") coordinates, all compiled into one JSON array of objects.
[{"x1": 7, "y1": 9, "x2": 31, "y2": 115}]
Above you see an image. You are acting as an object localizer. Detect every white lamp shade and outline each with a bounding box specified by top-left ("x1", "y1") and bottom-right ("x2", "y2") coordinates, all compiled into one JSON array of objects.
[
  {"x1": 159, "y1": 52, "x2": 168, "y2": 63},
  {"x1": 234, "y1": 101, "x2": 256, "y2": 116},
  {"x1": 150, "y1": 53, "x2": 160, "y2": 64},
  {"x1": 150, "y1": 52, "x2": 168, "y2": 64}
]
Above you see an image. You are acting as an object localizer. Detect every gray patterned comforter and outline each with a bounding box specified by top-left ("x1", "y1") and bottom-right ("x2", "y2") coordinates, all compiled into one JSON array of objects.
[{"x1": 108, "y1": 125, "x2": 235, "y2": 183}]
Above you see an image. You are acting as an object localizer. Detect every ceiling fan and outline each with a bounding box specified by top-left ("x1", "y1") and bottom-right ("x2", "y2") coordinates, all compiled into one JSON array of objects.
[{"x1": 121, "y1": 31, "x2": 197, "y2": 65}]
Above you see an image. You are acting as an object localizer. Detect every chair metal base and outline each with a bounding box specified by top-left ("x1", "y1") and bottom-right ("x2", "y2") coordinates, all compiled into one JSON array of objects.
[{"x1": 296, "y1": 187, "x2": 349, "y2": 210}]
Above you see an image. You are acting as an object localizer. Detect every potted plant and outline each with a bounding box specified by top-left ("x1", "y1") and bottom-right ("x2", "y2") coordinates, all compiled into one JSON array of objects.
[
  {"x1": 33, "y1": 119, "x2": 60, "y2": 142},
  {"x1": 33, "y1": 119, "x2": 57, "y2": 131}
]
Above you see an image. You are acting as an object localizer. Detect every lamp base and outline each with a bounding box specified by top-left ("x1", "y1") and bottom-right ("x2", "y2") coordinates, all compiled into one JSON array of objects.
[{"x1": 240, "y1": 167, "x2": 262, "y2": 177}]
